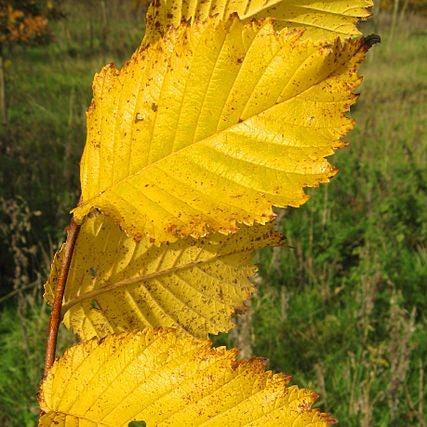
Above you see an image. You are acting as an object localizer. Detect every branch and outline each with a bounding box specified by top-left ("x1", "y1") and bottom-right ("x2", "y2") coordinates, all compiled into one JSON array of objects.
[
  {"x1": 43, "y1": 219, "x2": 80, "y2": 377},
  {"x1": 0, "y1": 281, "x2": 38, "y2": 304}
]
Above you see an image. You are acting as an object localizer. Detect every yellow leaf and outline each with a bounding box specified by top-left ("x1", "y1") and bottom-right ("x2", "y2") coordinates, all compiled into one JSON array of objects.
[
  {"x1": 43, "y1": 243, "x2": 64, "y2": 304},
  {"x1": 45, "y1": 214, "x2": 282, "y2": 340},
  {"x1": 39, "y1": 329, "x2": 335, "y2": 426},
  {"x1": 73, "y1": 18, "x2": 368, "y2": 243},
  {"x1": 144, "y1": 0, "x2": 373, "y2": 43}
]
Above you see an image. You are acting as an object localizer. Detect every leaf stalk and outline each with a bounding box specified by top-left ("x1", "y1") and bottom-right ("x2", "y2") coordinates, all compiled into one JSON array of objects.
[{"x1": 43, "y1": 219, "x2": 80, "y2": 377}]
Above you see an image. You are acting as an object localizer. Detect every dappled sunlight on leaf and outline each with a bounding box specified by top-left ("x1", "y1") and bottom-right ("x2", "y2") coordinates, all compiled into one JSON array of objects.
[
  {"x1": 45, "y1": 213, "x2": 282, "y2": 340},
  {"x1": 73, "y1": 17, "x2": 368, "y2": 243},
  {"x1": 39, "y1": 329, "x2": 335, "y2": 426}
]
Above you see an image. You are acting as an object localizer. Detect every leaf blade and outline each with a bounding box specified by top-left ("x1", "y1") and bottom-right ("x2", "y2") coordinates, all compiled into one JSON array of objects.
[
  {"x1": 144, "y1": 0, "x2": 373, "y2": 43},
  {"x1": 45, "y1": 214, "x2": 282, "y2": 339},
  {"x1": 73, "y1": 19, "x2": 368, "y2": 243},
  {"x1": 39, "y1": 329, "x2": 335, "y2": 426}
]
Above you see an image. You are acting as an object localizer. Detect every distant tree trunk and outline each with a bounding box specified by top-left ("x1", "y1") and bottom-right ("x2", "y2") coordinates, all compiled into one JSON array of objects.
[
  {"x1": 64, "y1": 88, "x2": 75, "y2": 189},
  {"x1": 100, "y1": 0, "x2": 109, "y2": 61},
  {"x1": 399, "y1": 0, "x2": 410, "y2": 23},
  {"x1": 373, "y1": 1, "x2": 381, "y2": 34},
  {"x1": 231, "y1": 303, "x2": 253, "y2": 359},
  {"x1": 389, "y1": 0, "x2": 400, "y2": 45},
  {"x1": 0, "y1": 50, "x2": 8, "y2": 127}
]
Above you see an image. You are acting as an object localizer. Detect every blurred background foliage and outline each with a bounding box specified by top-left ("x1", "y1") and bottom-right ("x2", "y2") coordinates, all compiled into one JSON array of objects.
[
  {"x1": 0, "y1": 1, "x2": 426, "y2": 426},
  {"x1": 0, "y1": 0, "x2": 64, "y2": 45}
]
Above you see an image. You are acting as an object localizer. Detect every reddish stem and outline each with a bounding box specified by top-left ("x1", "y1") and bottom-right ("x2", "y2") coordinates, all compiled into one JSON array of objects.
[{"x1": 43, "y1": 219, "x2": 80, "y2": 377}]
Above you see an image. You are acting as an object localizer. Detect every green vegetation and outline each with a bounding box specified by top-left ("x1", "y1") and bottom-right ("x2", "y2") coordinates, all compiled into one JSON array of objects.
[{"x1": 0, "y1": 2, "x2": 426, "y2": 426}]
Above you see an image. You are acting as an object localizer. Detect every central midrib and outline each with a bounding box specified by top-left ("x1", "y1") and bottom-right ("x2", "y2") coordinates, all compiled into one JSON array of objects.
[{"x1": 61, "y1": 248, "x2": 252, "y2": 316}]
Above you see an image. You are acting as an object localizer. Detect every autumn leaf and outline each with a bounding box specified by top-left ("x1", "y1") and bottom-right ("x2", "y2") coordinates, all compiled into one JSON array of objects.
[
  {"x1": 39, "y1": 329, "x2": 335, "y2": 426},
  {"x1": 144, "y1": 0, "x2": 373, "y2": 43},
  {"x1": 73, "y1": 18, "x2": 368, "y2": 243},
  {"x1": 44, "y1": 214, "x2": 282, "y2": 340},
  {"x1": 0, "y1": 3, "x2": 49, "y2": 44}
]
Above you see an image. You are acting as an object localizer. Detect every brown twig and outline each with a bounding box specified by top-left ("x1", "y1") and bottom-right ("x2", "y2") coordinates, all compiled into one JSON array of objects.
[{"x1": 43, "y1": 219, "x2": 80, "y2": 377}]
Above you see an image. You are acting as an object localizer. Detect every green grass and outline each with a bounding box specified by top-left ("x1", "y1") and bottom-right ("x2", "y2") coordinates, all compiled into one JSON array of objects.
[
  {"x1": 0, "y1": 299, "x2": 74, "y2": 427},
  {"x1": 246, "y1": 21, "x2": 427, "y2": 425},
  {"x1": 0, "y1": 3, "x2": 426, "y2": 426}
]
